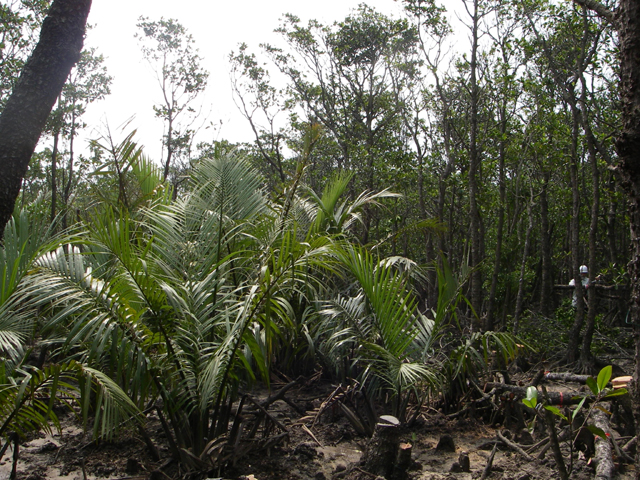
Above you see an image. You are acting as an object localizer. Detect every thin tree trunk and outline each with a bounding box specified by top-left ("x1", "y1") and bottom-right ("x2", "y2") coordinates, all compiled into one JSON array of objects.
[
  {"x1": 467, "y1": 0, "x2": 483, "y2": 319},
  {"x1": 539, "y1": 172, "x2": 553, "y2": 316},
  {"x1": 513, "y1": 189, "x2": 534, "y2": 335},
  {"x1": 62, "y1": 108, "x2": 76, "y2": 230},
  {"x1": 50, "y1": 128, "x2": 59, "y2": 223},
  {"x1": 163, "y1": 113, "x2": 174, "y2": 182},
  {"x1": 0, "y1": 0, "x2": 91, "y2": 234},
  {"x1": 580, "y1": 76, "x2": 601, "y2": 370},
  {"x1": 566, "y1": 100, "x2": 585, "y2": 364},
  {"x1": 486, "y1": 105, "x2": 507, "y2": 331}
]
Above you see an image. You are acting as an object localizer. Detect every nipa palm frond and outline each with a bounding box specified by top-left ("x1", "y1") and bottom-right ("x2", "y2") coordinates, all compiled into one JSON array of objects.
[
  {"x1": 0, "y1": 360, "x2": 140, "y2": 443},
  {"x1": 337, "y1": 244, "x2": 418, "y2": 358},
  {"x1": 0, "y1": 200, "x2": 73, "y2": 365}
]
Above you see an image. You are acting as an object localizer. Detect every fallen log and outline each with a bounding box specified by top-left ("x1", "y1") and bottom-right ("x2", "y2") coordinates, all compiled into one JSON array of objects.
[
  {"x1": 592, "y1": 405, "x2": 614, "y2": 480},
  {"x1": 260, "y1": 376, "x2": 303, "y2": 409},
  {"x1": 244, "y1": 395, "x2": 289, "y2": 433},
  {"x1": 541, "y1": 373, "x2": 631, "y2": 389},
  {"x1": 485, "y1": 382, "x2": 588, "y2": 406},
  {"x1": 543, "y1": 372, "x2": 595, "y2": 383}
]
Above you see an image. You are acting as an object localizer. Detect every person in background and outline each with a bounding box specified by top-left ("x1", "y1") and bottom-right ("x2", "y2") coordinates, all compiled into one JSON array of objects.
[{"x1": 569, "y1": 264, "x2": 590, "y2": 307}]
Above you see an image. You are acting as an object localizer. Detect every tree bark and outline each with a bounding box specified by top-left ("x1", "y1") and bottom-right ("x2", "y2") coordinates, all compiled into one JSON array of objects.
[
  {"x1": 566, "y1": 98, "x2": 586, "y2": 364},
  {"x1": 0, "y1": 0, "x2": 91, "y2": 234},
  {"x1": 361, "y1": 415, "x2": 401, "y2": 478},
  {"x1": 539, "y1": 172, "x2": 553, "y2": 316},
  {"x1": 592, "y1": 406, "x2": 614, "y2": 480},
  {"x1": 486, "y1": 100, "x2": 508, "y2": 330},
  {"x1": 467, "y1": 0, "x2": 484, "y2": 320},
  {"x1": 580, "y1": 79, "x2": 602, "y2": 369},
  {"x1": 606, "y1": 177, "x2": 619, "y2": 265},
  {"x1": 613, "y1": 0, "x2": 640, "y2": 476},
  {"x1": 485, "y1": 382, "x2": 594, "y2": 405},
  {"x1": 542, "y1": 372, "x2": 603, "y2": 384},
  {"x1": 513, "y1": 189, "x2": 534, "y2": 335}
]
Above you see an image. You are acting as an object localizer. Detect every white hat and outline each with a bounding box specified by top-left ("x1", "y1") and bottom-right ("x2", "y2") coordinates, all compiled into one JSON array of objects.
[{"x1": 579, "y1": 265, "x2": 588, "y2": 274}]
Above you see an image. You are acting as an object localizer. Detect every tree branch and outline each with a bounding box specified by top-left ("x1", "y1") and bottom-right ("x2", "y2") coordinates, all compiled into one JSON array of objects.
[{"x1": 572, "y1": 0, "x2": 616, "y2": 25}]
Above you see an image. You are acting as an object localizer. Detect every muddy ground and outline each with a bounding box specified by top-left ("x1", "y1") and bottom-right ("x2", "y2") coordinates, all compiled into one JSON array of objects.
[{"x1": 0, "y1": 364, "x2": 636, "y2": 480}]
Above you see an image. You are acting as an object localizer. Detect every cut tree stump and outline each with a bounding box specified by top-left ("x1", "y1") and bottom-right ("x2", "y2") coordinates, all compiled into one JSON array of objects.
[
  {"x1": 436, "y1": 434, "x2": 456, "y2": 452},
  {"x1": 392, "y1": 442, "x2": 413, "y2": 480},
  {"x1": 360, "y1": 415, "x2": 401, "y2": 478}
]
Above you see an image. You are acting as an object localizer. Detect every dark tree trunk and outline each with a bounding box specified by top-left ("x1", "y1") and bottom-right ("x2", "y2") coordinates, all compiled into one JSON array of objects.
[
  {"x1": 613, "y1": 0, "x2": 640, "y2": 474},
  {"x1": 566, "y1": 101, "x2": 586, "y2": 364},
  {"x1": 580, "y1": 79, "x2": 601, "y2": 369},
  {"x1": 0, "y1": 0, "x2": 91, "y2": 234},
  {"x1": 486, "y1": 105, "x2": 507, "y2": 331},
  {"x1": 606, "y1": 177, "x2": 619, "y2": 265}
]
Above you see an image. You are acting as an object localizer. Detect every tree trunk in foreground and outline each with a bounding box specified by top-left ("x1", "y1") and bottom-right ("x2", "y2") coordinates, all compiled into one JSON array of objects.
[
  {"x1": 592, "y1": 406, "x2": 614, "y2": 480},
  {"x1": 613, "y1": 0, "x2": 640, "y2": 477},
  {"x1": 0, "y1": 0, "x2": 91, "y2": 234}
]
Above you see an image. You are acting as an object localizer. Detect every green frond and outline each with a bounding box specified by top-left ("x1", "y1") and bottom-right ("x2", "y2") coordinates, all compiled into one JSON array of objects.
[
  {"x1": 336, "y1": 244, "x2": 418, "y2": 357},
  {"x1": 0, "y1": 360, "x2": 140, "y2": 443},
  {"x1": 81, "y1": 365, "x2": 142, "y2": 439},
  {"x1": 0, "y1": 201, "x2": 76, "y2": 364}
]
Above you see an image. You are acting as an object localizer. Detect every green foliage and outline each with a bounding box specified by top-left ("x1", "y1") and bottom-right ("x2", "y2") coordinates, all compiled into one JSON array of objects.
[
  {"x1": 305, "y1": 171, "x2": 401, "y2": 238},
  {"x1": 90, "y1": 130, "x2": 171, "y2": 212},
  {"x1": 0, "y1": 360, "x2": 139, "y2": 442},
  {"x1": 19, "y1": 151, "x2": 347, "y2": 467},
  {"x1": 0, "y1": 203, "x2": 138, "y2": 450},
  {"x1": 522, "y1": 385, "x2": 537, "y2": 409},
  {"x1": 0, "y1": 199, "x2": 64, "y2": 364},
  {"x1": 445, "y1": 330, "x2": 524, "y2": 389},
  {"x1": 317, "y1": 243, "x2": 441, "y2": 420},
  {"x1": 1, "y1": 0, "x2": 630, "y2": 468},
  {"x1": 517, "y1": 310, "x2": 569, "y2": 355}
]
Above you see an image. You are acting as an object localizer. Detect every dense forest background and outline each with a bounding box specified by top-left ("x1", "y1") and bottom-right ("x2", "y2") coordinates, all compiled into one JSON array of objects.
[
  {"x1": 13, "y1": 0, "x2": 626, "y2": 358},
  {"x1": 0, "y1": 0, "x2": 634, "y2": 476}
]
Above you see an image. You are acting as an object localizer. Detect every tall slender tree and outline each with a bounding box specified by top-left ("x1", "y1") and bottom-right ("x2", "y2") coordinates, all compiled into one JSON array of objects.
[{"x1": 136, "y1": 17, "x2": 208, "y2": 183}]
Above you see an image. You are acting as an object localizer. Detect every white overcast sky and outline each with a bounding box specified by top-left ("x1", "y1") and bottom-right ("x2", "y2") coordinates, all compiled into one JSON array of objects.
[{"x1": 80, "y1": 0, "x2": 406, "y2": 161}]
